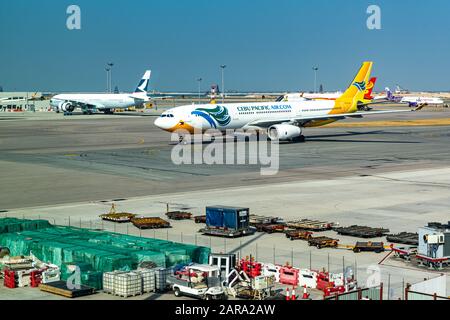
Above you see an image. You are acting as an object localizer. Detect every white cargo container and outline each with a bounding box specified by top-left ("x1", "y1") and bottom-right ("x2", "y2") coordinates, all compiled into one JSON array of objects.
[
  {"x1": 114, "y1": 272, "x2": 142, "y2": 297},
  {"x1": 137, "y1": 269, "x2": 156, "y2": 293}
]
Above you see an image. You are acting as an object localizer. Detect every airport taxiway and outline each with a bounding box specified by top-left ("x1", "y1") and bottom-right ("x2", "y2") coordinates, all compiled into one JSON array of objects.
[{"x1": 0, "y1": 108, "x2": 450, "y2": 299}]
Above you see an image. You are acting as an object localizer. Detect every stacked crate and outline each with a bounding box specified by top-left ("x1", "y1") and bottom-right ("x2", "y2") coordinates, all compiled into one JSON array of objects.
[
  {"x1": 103, "y1": 271, "x2": 125, "y2": 294},
  {"x1": 154, "y1": 267, "x2": 172, "y2": 292},
  {"x1": 137, "y1": 269, "x2": 156, "y2": 293},
  {"x1": 114, "y1": 272, "x2": 142, "y2": 297}
]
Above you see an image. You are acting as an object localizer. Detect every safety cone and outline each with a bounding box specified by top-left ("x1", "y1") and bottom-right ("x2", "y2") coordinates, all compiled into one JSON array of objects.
[
  {"x1": 302, "y1": 285, "x2": 310, "y2": 299},
  {"x1": 286, "y1": 287, "x2": 291, "y2": 301},
  {"x1": 291, "y1": 287, "x2": 297, "y2": 300}
]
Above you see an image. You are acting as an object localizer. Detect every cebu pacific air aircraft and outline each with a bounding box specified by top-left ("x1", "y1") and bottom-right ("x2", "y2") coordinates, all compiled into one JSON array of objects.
[
  {"x1": 154, "y1": 62, "x2": 412, "y2": 142},
  {"x1": 50, "y1": 70, "x2": 151, "y2": 115}
]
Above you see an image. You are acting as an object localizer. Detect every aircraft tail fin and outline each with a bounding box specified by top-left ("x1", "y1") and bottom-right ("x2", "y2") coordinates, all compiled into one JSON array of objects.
[
  {"x1": 331, "y1": 62, "x2": 373, "y2": 114},
  {"x1": 364, "y1": 77, "x2": 377, "y2": 100},
  {"x1": 134, "y1": 70, "x2": 151, "y2": 94}
]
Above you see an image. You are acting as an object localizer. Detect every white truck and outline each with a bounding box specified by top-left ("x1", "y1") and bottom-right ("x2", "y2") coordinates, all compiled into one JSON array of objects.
[{"x1": 167, "y1": 264, "x2": 226, "y2": 300}]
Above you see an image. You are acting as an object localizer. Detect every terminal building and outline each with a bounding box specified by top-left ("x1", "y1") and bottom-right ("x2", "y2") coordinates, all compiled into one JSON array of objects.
[{"x1": 0, "y1": 92, "x2": 51, "y2": 112}]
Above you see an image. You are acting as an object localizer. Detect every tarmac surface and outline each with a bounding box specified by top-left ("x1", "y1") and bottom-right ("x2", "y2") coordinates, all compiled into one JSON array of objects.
[{"x1": 0, "y1": 107, "x2": 450, "y2": 300}]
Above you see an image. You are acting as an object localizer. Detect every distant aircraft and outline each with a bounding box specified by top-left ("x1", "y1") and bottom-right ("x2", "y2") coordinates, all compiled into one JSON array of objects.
[
  {"x1": 278, "y1": 77, "x2": 378, "y2": 110},
  {"x1": 0, "y1": 92, "x2": 41, "y2": 104},
  {"x1": 155, "y1": 62, "x2": 416, "y2": 143},
  {"x1": 395, "y1": 84, "x2": 410, "y2": 94},
  {"x1": 385, "y1": 88, "x2": 447, "y2": 108},
  {"x1": 50, "y1": 70, "x2": 151, "y2": 115}
]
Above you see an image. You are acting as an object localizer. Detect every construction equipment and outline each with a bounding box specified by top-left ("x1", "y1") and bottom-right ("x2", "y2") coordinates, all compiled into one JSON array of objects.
[
  {"x1": 99, "y1": 203, "x2": 136, "y2": 223},
  {"x1": 334, "y1": 225, "x2": 390, "y2": 238},
  {"x1": 131, "y1": 217, "x2": 171, "y2": 229},
  {"x1": 386, "y1": 232, "x2": 418, "y2": 246},
  {"x1": 353, "y1": 242, "x2": 385, "y2": 253},
  {"x1": 286, "y1": 219, "x2": 336, "y2": 231},
  {"x1": 308, "y1": 236, "x2": 339, "y2": 249},
  {"x1": 285, "y1": 230, "x2": 313, "y2": 241},
  {"x1": 165, "y1": 211, "x2": 192, "y2": 220},
  {"x1": 392, "y1": 246, "x2": 417, "y2": 261}
]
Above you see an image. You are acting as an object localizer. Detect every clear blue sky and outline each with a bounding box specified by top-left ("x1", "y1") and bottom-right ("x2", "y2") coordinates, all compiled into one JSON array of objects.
[{"x1": 1, "y1": 0, "x2": 449, "y2": 92}]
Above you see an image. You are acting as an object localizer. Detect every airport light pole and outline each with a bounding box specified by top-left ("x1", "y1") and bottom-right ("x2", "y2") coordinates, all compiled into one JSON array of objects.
[
  {"x1": 220, "y1": 65, "x2": 226, "y2": 103},
  {"x1": 107, "y1": 62, "x2": 114, "y2": 93},
  {"x1": 105, "y1": 68, "x2": 110, "y2": 93},
  {"x1": 312, "y1": 66, "x2": 319, "y2": 93},
  {"x1": 197, "y1": 78, "x2": 202, "y2": 103}
]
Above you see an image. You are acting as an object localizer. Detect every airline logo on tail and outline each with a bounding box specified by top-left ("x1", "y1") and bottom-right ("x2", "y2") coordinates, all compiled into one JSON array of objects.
[
  {"x1": 353, "y1": 81, "x2": 367, "y2": 92},
  {"x1": 364, "y1": 77, "x2": 377, "y2": 100},
  {"x1": 134, "y1": 70, "x2": 151, "y2": 93}
]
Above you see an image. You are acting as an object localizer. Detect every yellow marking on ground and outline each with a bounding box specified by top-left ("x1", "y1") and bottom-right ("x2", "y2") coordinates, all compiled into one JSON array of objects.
[
  {"x1": 64, "y1": 154, "x2": 78, "y2": 157},
  {"x1": 324, "y1": 118, "x2": 450, "y2": 128}
]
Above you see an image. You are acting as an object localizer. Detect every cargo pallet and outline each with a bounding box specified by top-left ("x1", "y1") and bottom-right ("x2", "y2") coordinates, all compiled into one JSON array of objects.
[
  {"x1": 254, "y1": 224, "x2": 285, "y2": 234},
  {"x1": 334, "y1": 225, "x2": 390, "y2": 238},
  {"x1": 353, "y1": 242, "x2": 385, "y2": 253},
  {"x1": 249, "y1": 215, "x2": 283, "y2": 226},
  {"x1": 165, "y1": 211, "x2": 192, "y2": 220},
  {"x1": 286, "y1": 219, "x2": 335, "y2": 231},
  {"x1": 99, "y1": 203, "x2": 136, "y2": 223},
  {"x1": 386, "y1": 232, "x2": 418, "y2": 246},
  {"x1": 131, "y1": 217, "x2": 171, "y2": 229},
  {"x1": 39, "y1": 281, "x2": 95, "y2": 298},
  {"x1": 285, "y1": 230, "x2": 313, "y2": 241},
  {"x1": 307, "y1": 237, "x2": 339, "y2": 249},
  {"x1": 199, "y1": 227, "x2": 257, "y2": 238}
]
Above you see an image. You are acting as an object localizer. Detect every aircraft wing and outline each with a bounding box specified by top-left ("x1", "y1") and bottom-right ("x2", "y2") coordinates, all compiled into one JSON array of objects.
[
  {"x1": 246, "y1": 109, "x2": 415, "y2": 128},
  {"x1": 60, "y1": 98, "x2": 106, "y2": 110}
]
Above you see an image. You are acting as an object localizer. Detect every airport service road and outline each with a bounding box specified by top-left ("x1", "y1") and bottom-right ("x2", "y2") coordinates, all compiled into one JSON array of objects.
[{"x1": 1, "y1": 111, "x2": 450, "y2": 210}]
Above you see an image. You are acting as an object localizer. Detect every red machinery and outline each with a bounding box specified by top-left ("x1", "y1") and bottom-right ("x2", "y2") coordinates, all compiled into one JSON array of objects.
[
  {"x1": 316, "y1": 272, "x2": 346, "y2": 296},
  {"x1": 238, "y1": 257, "x2": 262, "y2": 278},
  {"x1": 30, "y1": 270, "x2": 43, "y2": 288},
  {"x1": 3, "y1": 269, "x2": 16, "y2": 289},
  {"x1": 279, "y1": 265, "x2": 299, "y2": 286}
]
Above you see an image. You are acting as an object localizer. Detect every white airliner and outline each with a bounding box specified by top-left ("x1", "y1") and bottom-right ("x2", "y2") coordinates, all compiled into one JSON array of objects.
[
  {"x1": 385, "y1": 88, "x2": 447, "y2": 108},
  {"x1": 50, "y1": 70, "x2": 151, "y2": 114},
  {"x1": 154, "y1": 62, "x2": 415, "y2": 142}
]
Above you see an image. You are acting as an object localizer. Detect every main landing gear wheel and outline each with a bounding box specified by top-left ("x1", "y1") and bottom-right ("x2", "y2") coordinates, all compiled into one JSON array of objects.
[{"x1": 292, "y1": 135, "x2": 306, "y2": 143}]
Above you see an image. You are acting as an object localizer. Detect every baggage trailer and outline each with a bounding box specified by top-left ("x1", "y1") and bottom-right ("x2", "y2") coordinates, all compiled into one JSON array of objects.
[
  {"x1": 308, "y1": 237, "x2": 339, "y2": 249},
  {"x1": 200, "y1": 206, "x2": 256, "y2": 238},
  {"x1": 286, "y1": 219, "x2": 336, "y2": 231},
  {"x1": 392, "y1": 246, "x2": 417, "y2": 261},
  {"x1": 334, "y1": 225, "x2": 390, "y2": 238},
  {"x1": 285, "y1": 230, "x2": 313, "y2": 241},
  {"x1": 194, "y1": 215, "x2": 206, "y2": 224},
  {"x1": 165, "y1": 211, "x2": 192, "y2": 220},
  {"x1": 255, "y1": 224, "x2": 286, "y2": 234},
  {"x1": 249, "y1": 215, "x2": 283, "y2": 226},
  {"x1": 386, "y1": 232, "x2": 418, "y2": 246},
  {"x1": 352, "y1": 242, "x2": 385, "y2": 253},
  {"x1": 99, "y1": 204, "x2": 136, "y2": 223},
  {"x1": 131, "y1": 217, "x2": 171, "y2": 229}
]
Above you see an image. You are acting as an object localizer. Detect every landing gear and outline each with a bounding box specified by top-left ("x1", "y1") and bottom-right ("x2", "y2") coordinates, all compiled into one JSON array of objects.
[
  {"x1": 292, "y1": 135, "x2": 306, "y2": 143},
  {"x1": 104, "y1": 109, "x2": 114, "y2": 115}
]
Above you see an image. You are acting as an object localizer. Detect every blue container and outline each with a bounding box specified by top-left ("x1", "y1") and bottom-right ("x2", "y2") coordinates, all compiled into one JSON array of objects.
[{"x1": 206, "y1": 206, "x2": 249, "y2": 230}]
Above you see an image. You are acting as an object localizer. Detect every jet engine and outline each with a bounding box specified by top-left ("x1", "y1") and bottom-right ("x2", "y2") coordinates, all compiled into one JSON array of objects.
[
  {"x1": 267, "y1": 124, "x2": 303, "y2": 142},
  {"x1": 58, "y1": 102, "x2": 75, "y2": 113}
]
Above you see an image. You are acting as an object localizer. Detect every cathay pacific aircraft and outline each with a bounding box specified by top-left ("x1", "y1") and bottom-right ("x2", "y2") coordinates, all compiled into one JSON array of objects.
[
  {"x1": 50, "y1": 70, "x2": 151, "y2": 115},
  {"x1": 154, "y1": 62, "x2": 415, "y2": 142}
]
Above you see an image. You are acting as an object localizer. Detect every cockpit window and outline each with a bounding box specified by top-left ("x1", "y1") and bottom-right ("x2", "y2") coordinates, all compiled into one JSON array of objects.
[{"x1": 161, "y1": 114, "x2": 174, "y2": 118}]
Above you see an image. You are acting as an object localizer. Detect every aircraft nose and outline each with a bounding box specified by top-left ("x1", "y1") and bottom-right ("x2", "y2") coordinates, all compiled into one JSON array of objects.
[{"x1": 154, "y1": 116, "x2": 172, "y2": 130}]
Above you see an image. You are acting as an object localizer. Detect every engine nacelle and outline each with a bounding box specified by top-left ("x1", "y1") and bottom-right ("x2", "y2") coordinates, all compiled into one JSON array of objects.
[
  {"x1": 267, "y1": 124, "x2": 302, "y2": 141},
  {"x1": 59, "y1": 102, "x2": 75, "y2": 113}
]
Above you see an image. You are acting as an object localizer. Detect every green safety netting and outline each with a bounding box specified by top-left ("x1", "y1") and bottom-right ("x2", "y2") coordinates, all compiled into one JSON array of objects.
[{"x1": 0, "y1": 218, "x2": 211, "y2": 290}]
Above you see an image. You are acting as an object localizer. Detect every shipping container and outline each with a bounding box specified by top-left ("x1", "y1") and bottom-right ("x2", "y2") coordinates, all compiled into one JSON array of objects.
[{"x1": 206, "y1": 206, "x2": 249, "y2": 230}]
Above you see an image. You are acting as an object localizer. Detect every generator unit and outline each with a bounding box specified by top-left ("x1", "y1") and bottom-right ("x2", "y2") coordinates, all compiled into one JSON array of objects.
[{"x1": 418, "y1": 222, "x2": 450, "y2": 260}]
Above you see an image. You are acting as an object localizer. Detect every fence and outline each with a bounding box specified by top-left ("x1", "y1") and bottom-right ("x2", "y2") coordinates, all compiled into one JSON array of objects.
[
  {"x1": 324, "y1": 284, "x2": 383, "y2": 300},
  {"x1": 405, "y1": 289, "x2": 450, "y2": 300}
]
